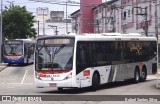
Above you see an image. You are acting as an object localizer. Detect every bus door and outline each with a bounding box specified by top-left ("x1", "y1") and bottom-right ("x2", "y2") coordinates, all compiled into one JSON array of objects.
[{"x1": 24, "y1": 44, "x2": 29, "y2": 63}]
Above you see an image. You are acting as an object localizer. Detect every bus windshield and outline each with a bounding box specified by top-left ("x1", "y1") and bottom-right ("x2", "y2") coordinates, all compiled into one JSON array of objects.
[
  {"x1": 36, "y1": 45, "x2": 73, "y2": 71},
  {"x1": 4, "y1": 44, "x2": 23, "y2": 55}
]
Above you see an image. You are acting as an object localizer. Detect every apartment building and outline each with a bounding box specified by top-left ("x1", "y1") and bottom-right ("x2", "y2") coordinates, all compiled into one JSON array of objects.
[{"x1": 71, "y1": 0, "x2": 160, "y2": 37}]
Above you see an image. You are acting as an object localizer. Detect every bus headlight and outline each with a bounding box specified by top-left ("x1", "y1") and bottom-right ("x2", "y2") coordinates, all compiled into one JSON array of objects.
[
  {"x1": 64, "y1": 72, "x2": 72, "y2": 80},
  {"x1": 35, "y1": 72, "x2": 42, "y2": 80}
]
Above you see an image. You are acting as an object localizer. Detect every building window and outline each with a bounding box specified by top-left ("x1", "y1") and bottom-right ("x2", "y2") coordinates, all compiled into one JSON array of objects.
[
  {"x1": 95, "y1": 10, "x2": 98, "y2": 15},
  {"x1": 123, "y1": 11, "x2": 126, "y2": 20}
]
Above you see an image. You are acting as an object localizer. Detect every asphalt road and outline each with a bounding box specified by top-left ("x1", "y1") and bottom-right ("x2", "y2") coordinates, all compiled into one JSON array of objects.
[{"x1": 0, "y1": 65, "x2": 160, "y2": 104}]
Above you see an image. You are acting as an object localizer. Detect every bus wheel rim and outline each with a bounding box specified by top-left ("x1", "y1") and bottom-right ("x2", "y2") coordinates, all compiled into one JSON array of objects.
[
  {"x1": 142, "y1": 72, "x2": 146, "y2": 79},
  {"x1": 136, "y1": 72, "x2": 139, "y2": 81}
]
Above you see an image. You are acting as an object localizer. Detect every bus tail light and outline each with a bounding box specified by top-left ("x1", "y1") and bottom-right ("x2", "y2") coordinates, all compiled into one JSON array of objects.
[{"x1": 64, "y1": 72, "x2": 72, "y2": 80}]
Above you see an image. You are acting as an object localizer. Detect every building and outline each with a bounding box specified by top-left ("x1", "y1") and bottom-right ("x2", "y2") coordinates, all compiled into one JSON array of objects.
[
  {"x1": 70, "y1": 10, "x2": 80, "y2": 34},
  {"x1": 71, "y1": 0, "x2": 160, "y2": 37},
  {"x1": 34, "y1": 7, "x2": 72, "y2": 36},
  {"x1": 71, "y1": 0, "x2": 102, "y2": 34}
]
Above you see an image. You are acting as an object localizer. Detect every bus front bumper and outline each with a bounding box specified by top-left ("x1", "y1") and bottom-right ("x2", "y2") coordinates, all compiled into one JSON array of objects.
[{"x1": 34, "y1": 78, "x2": 73, "y2": 88}]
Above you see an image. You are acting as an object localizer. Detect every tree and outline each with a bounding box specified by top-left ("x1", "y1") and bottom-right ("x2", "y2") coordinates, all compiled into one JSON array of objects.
[{"x1": 2, "y1": 5, "x2": 36, "y2": 39}]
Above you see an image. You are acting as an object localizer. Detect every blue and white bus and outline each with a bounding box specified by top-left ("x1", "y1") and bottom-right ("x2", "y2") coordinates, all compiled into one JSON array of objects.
[
  {"x1": 34, "y1": 33, "x2": 157, "y2": 91},
  {"x1": 3, "y1": 39, "x2": 35, "y2": 65}
]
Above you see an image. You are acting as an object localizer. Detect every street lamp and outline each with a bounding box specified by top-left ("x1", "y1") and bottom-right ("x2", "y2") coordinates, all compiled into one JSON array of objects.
[{"x1": 48, "y1": 25, "x2": 58, "y2": 35}]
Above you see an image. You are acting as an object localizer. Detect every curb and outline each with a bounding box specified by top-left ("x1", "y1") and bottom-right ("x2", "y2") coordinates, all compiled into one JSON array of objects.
[
  {"x1": 0, "y1": 63, "x2": 8, "y2": 66},
  {"x1": 0, "y1": 66, "x2": 6, "y2": 72},
  {"x1": 0, "y1": 63, "x2": 8, "y2": 72},
  {"x1": 156, "y1": 84, "x2": 160, "y2": 89}
]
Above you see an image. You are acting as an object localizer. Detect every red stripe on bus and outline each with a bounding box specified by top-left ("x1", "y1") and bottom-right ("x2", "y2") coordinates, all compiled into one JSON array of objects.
[
  {"x1": 39, "y1": 73, "x2": 46, "y2": 77},
  {"x1": 5, "y1": 55, "x2": 22, "y2": 56}
]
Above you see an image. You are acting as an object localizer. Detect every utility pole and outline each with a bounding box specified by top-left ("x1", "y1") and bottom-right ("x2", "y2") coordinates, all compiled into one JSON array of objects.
[
  {"x1": 110, "y1": 5, "x2": 116, "y2": 32},
  {"x1": 155, "y1": 0, "x2": 158, "y2": 40},
  {"x1": 154, "y1": 0, "x2": 159, "y2": 69},
  {"x1": 144, "y1": 7, "x2": 148, "y2": 36},
  {"x1": 0, "y1": 0, "x2": 3, "y2": 62},
  {"x1": 39, "y1": 8, "x2": 47, "y2": 35},
  {"x1": 103, "y1": 4, "x2": 118, "y2": 32},
  {"x1": 37, "y1": 20, "x2": 39, "y2": 37},
  {"x1": 135, "y1": 6, "x2": 148, "y2": 36},
  {"x1": 35, "y1": 20, "x2": 39, "y2": 37},
  {"x1": 66, "y1": 2, "x2": 68, "y2": 34},
  {"x1": 42, "y1": 9, "x2": 45, "y2": 35}
]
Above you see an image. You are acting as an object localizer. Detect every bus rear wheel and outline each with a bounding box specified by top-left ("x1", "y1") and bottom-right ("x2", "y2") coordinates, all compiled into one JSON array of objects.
[
  {"x1": 141, "y1": 69, "x2": 147, "y2": 82},
  {"x1": 91, "y1": 73, "x2": 100, "y2": 91},
  {"x1": 134, "y1": 69, "x2": 140, "y2": 83}
]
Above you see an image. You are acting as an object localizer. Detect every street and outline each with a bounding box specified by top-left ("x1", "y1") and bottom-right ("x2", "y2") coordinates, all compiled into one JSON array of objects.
[{"x1": 0, "y1": 65, "x2": 160, "y2": 104}]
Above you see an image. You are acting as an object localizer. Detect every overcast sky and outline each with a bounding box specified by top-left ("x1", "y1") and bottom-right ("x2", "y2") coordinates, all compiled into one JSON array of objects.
[
  {"x1": 3, "y1": 0, "x2": 78, "y2": 15},
  {"x1": 3, "y1": 0, "x2": 110, "y2": 15}
]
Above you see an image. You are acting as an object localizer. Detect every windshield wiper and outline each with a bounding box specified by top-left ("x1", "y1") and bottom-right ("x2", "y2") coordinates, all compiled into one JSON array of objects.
[
  {"x1": 54, "y1": 44, "x2": 65, "y2": 54},
  {"x1": 51, "y1": 45, "x2": 65, "y2": 70}
]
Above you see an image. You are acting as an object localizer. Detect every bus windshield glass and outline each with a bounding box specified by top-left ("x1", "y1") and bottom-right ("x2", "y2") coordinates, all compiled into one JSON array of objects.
[
  {"x1": 4, "y1": 43, "x2": 23, "y2": 56},
  {"x1": 36, "y1": 38, "x2": 74, "y2": 71}
]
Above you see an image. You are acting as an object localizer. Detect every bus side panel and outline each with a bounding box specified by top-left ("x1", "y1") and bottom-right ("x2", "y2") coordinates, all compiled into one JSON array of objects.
[
  {"x1": 75, "y1": 68, "x2": 93, "y2": 88},
  {"x1": 94, "y1": 66, "x2": 111, "y2": 84},
  {"x1": 110, "y1": 65, "x2": 127, "y2": 82},
  {"x1": 145, "y1": 58, "x2": 157, "y2": 75}
]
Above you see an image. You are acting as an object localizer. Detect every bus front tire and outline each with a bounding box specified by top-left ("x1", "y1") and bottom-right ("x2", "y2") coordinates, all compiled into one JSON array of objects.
[
  {"x1": 58, "y1": 87, "x2": 63, "y2": 91},
  {"x1": 91, "y1": 73, "x2": 100, "y2": 91}
]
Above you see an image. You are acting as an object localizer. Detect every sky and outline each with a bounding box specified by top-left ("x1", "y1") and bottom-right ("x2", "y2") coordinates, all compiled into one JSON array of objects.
[
  {"x1": 2, "y1": 0, "x2": 110, "y2": 16},
  {"x1": 3, "y1": 0, "x2": 80, "y2": 15}
]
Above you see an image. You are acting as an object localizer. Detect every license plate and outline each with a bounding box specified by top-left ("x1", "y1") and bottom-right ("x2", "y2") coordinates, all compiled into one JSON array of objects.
[{"x1": 49, "y1": 83, "x2": 57, "y2": 87}]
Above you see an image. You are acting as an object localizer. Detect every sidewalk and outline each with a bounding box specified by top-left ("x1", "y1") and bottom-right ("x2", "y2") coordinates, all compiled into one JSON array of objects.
[{"x1": 0, "y1": 63, "x2": 8, "y2": 72}]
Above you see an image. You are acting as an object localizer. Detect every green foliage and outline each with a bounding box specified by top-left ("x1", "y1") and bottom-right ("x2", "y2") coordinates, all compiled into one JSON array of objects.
[{"x1": 2, "y1": 5, "x2": 37, "y2": 39}]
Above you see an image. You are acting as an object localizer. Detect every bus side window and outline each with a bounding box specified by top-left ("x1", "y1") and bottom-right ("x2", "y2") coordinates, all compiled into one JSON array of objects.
[
  {"x1": 80, "y1": 45, "x2": 87, "y2": 65},
  {"x1": 76, "y1": 43, "x2": 88, "y2": 74}
]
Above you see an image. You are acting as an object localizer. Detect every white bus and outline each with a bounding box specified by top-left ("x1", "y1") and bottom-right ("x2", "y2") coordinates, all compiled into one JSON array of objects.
[{"x1": 34, "y1": 33, "x2": 157, "y2": 91}]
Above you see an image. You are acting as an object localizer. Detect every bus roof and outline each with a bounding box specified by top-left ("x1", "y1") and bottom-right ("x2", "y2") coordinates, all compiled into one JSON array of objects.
[
  {"x1": 37, "y1": 33, "x2": 157, "y2": 41},
  {"x1": 5, "y1": 39, "x2": 36, "y2": 44}
]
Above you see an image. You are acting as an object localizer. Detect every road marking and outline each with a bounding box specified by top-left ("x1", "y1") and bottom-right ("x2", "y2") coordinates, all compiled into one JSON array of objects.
[{"x1": 21, "y1": 70, "x2": 28, "y2": 84}]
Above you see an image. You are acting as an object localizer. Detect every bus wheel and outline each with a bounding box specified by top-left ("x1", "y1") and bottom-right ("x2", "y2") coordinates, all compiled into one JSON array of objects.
[
  {"x1": 134, "y1": 69, "x2": 140, "y2": 83},
  {"x1": 58, "y1": 87, "x2": 63, "y2": 91},
  {"x1": 8, "y1": 63, "x2": 11, "y2": 66},
  {"x1": 91, "y1": 73, "x2": 100, "y2": 91},
  {"x1": 141, "y1": 69, "x2": 147, "y2": 82}
]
